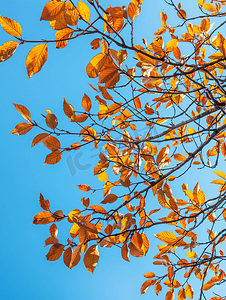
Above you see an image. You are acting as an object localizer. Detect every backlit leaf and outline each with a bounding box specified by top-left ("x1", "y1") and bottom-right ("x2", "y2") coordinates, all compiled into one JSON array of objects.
[
  {"x1": 0, "y1": 16, "x2": 22, "y2": 37},
  {"x1": 84, "y1": 244, "x2": 99, "y2": 273},
  {"x1": 44, "y1": 150, "x2": 62, "y2": 165},
  {"x1": 64, "y1": 2, "x2": 79, "y2": 26},
  {"x1": 43, "y1": 135, "x2": 61, "y2": 151},
  {"x1": 31, "y1": 133, "x2": 49, "y2": 147},
  {"x1": 82, "y1": 94, "x2": 92, "y2": 112},
  {"x1": 140, "y1": 279, "x2": 156, "y2": 295},
  {"x1": 49, "y1": 223, "x2": 58, "y2": 237},
  {"x1": 78, "y1": 184, "x2": 91, "y2": 191},
  {"x1": 26, "y1": 44, "x2": 48, "y2": 78},
  {"x1": 70, "y1": 114, "x2": 88, "y2": 123},
  {"x1": 40, "y1": 1, "x2": 65, "y2": 21},
  {"x1": 13, "y1": 103, "x2": 31, "y2": 122},
  {"x1": 63, "y1": 247, "x2": 72, "y2": 268},
  {"x1": 55, "y1": 27, "x2": 74, "y2": 49},
  {"x1": 155, "y1": 231, "x2": 177, "y2": 245},
  {"x1": 86, "y1": 53, "x2": 107, "y2": 78},
  {"x1": 90, "y1": 205, "x2": 107, "y2": 214},
  {"x1": 46, "y1": 243, "x2": 64, "y2": 261},
  {"x1": 39, "y1": 193, "x2": 50, "y2": 211},
  {"x1": 77, "y1": 0, "x2": 90, "y2": 23},
  {"x1": 0, "y1": 41, "x2": 19, "y2": 62},
  {"x1": 101, "y1": 194, "x2": 118, "y2": 204},
  {"x1": 63, "y1": 98, "x2": 75, "y2": 118},
  {"x1": 70, "y1": 244, "x2": 81, "y2": 269},
  {"x1": 185, "y1": 283, "x2": 193, "y2": 299},
  {"x1": 11, "y1": 123, "x2": 33, "y2": 135},
  {"x1": 33, "y1": 211, "x2": 55, "y2": 225},
  {"x1": 121, "y1": 243, "x2": 129, "y2": 262}
]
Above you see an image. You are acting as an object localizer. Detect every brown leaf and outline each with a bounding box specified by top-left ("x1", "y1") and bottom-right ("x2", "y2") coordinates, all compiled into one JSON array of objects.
[
  {"x1": 91, "y1": 38, "x2": 101, "y2": 50},
  {"x1": 63, "y1": 247, "x2": 72, "y2": 268},
  {"x1": 101, "y1": 194, "x2": 118, "y2": 204},
  {"x1": 40, "y1": 1, "x2": 65, "y2": 21},
  {"x1": 46, "y1": 243, "x2": 64, "y2": 261},
  {"x1": 83, "y1": 244, "x2": 99, "y2": 273},
  {"x1": 82, "y1": 94, "x2": 92, "y2": 112},
  {"x1": 42, "y1": 135, "x2": 61, "y2": 151},
  {"x1": 39, "y1": 193, "x2": 50, "y2": 211},
  {"x1": 121, "y1": 243, "x2": 129, "y2": 262},
  {"x1": 44, "y1": 150, "x2": 62, "y2": 165},
  {"x1": 33, "y1": 211, "x2": 55, "y2": 225},
  {"x1": 90, "y1": 205, "x2": 107, "y2": 214},
  {"x1": 155, "y1": 281, "x2": 162, "y2": 296},
  {"x1": 63, "y1": 98, "x2": 75, "y2": 118},
  {"x1": 0, "y1": 16, "x2": 22, "y2": 37},
  {"x1": 140, "y1": 279, "x2": 157, "y2": 295},
  {"x1": 49, "y1": 223, "x2": 58, "y2": 237},
  {"x1": 26, "y1": 44, "x2": 48, "y2": 78},
  {"x1": 46, "y1": 113, "x2": 58, "y2": 129},
  {"x1": 81, "y1": 197, "x2": 90, "y2": 207},
  {"x1": 44, "y1": 237, "x2": 59, "y2": 246},
  {"x1": 0, "y1": 41, "x2": 19, "y2": 62},
  {"x1": 70, "y1": 114, "x2": 88, "y2": 123},
  {"x1": 128, "y1": 241, "x2": 144, "y2": 257},
  {"x1": 78, "y1": 184, "x2": 91, "y2": 192},
  {"x1": 11, "y1": 123, "x2": 33, "y2": 135},
  {"x1": 31, "y1": 133, "x2": 49, "y2": 147},
  {"x1": 70, "y1": 244, "x2": 81, "y2": 269}
]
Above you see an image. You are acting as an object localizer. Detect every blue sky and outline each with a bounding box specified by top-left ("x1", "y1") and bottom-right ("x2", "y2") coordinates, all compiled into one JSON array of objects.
[{"x1": 1, "y1": 0, "x2": 225, "y2": 299}]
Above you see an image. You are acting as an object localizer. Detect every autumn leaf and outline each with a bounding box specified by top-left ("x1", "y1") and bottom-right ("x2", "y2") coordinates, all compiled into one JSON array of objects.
[
  {"x1": 42, "y1": 135, "x2": 61, "y2": 151},
  {"x1": 39, "y1": 193, "x2": 50, "y2": 211},
  {"x1": 44, "y1": 150, "x2": 62, "y2": 165},
  {"x1": 101, "y1": 194, "x2": 118, "y2": 204},
  {"x1": 33, "y1": 211, "x2": 55, "y2": 225},
  {"x1": 83, "y1": 244, "x2": 99, "y2": 273},
  {"x1": 0, "y1": 16, "x2": 22, "y2": 37},
  {"x1": 26, "y1": 44, "x2": 48, "y2": 78},
  {"x1": 0, "y1": 41, "x2": 19, "y2": 62},
  {"x1": 11, "y1": 123, "x2": 33, "y2": 135},
  {"x1": 63, "y1": 98, "x2": 75, "y2": 118},
  {"x1": 46, "y1": 112, "x2": 58, "y2": 129},
  {"x1": 77, "y1": 0, "x2": 91, "y2": 23},
  {"x1": 40, "y1": 1, "x2": 65, "y2": 21},
  {"x1": 49, "y1": 223, "x2": 58, "y2": 237},
  {"x1": 64, "y1": 2, "x2": 79, "y2": 26},
  {"x1": 140, "y1": 279, "x2": 157, "y2": 295},
  {"x1": 31, "y1": 133, "x2": 49, "y2": 147},
  {"x1": 90, "y1": 205, "x2": 107, "y2": 214},
  {"x1": 69, "y1": 244, "x2": 81, "y2": 269},
  {"x1": 82, "y1": 94, "x2": 92, "y2": 112},
  {"x1": 55, "y1": 28, "x2": 74, "y2": 49},
  {"x1": 121, "y1": 243, "x2": 129, "y2": 262},
  {"x1": 44, "y1": 237, "x2": 59, "y2": 246},
  {"x1": 86, "y1": 53, "x2": 107, "y2": 78},
  {"x1": 63, "y1": 247, "x2": 72, "y2": 268},
  {"x1": 78, "y1": 184, "x2": 91, "y2": 192},
  {"x1": 46, "y1": 243, "x2": 64, "y2": 261}
]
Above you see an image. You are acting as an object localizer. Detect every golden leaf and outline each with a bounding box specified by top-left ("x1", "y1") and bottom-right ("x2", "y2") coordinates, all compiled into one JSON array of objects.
[
  {"x1": 44, "y1": 150, "x2": 62, "y2": 165},
  {"x1": 77, "y1": 0, "x2": 90, "y2": 23},
  {"x1": 174, "y1": 153, "x2": 186, "y2": 161},
  {"x1": 70, "y1": 114, "x2": 88, "y2": 123},
  {"x1": 154, "y1": 281, "x2": 162, "y2": 296},
  {"x1": 155, "y1": 231, "x2": 177, "y2": 245},
  {"x1": 90, "y1": 205, "x2": 107, "y2": 215},
  {"x1": 144, "y1": 272, "x2": 155, "y2": 278},
  {"x1": 83, "y1": 244, "x2": 99, "y2": 273},
  {"x1": 98, "y1": 171, "x2": 109, "y2": 182},
  {"x1": 0, "y1": 16, "x2": 22, "y2": 37},
  {"x1": 26, "y1": 44, "x2": 48, "y2": 78},
  {"x1": 46, "y1": 243, "x2": 64, "y2": 261},
  {"x1": 128, "y1": 241, "x2": 144, "y2": 257},
  {"x1": 202, "y1": 3, "x2": 216, "y2": 12},
  {"x1": 40, "y1": 1, "x2": 65, "y2": 21},
  {"x1": 82, "y1": 94, "x2": 92, "y2": 112},
  {"x1": 165, "y1": 39, "x2": 178, "y2": 53},
  {"x1": 86, "y1": 53, "x2": 107, "y2": 78},
  {"x1": 11, "y1": 123, "x2": 33, "y2": 135},
  {"x1": 50, "y1": 12, "x2": 67, "y2": 30},
  {"x1": 185, "y1": 283, "x2": 194, "y2": 299},
  {"x1": 64, "y1": 2, "x2": 79, "y2": 26},
  {"x1": 0, "y1": 41, "x2": 19, "y2": 62},
  {"x1": 128, "y1": 0, "x2": 140, "y2": 21},
  {"x1": 55, "y1": 27, "x2": 74, "y2": 49}
]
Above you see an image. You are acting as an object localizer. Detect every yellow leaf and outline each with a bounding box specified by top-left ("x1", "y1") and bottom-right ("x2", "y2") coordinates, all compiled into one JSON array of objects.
[
  {"x1": 26, "y1": 44, "x2": 48, "y2": 78},
  {"x1": 55, "y1": 28, "x2": 74, "y2": 49},
  {"x1": 155, "y1": 231, "x2": 177, "y2": 245},
  {"x1": 0, "y1": 41, "x2": 19, "y2": 62},
  {"x1": 202, "y1": 3, "x2": 216, "y2": 12},
  {"x1": 82, "y1": 94, "x2": 92, "y2": 112},
  {"x1": 134, "y1": 97, "x2": 141, "y2": 109},
  {"x1": 46, "y1": 243, "x2": 64, "y2": 261},
  {"x1": 214, "y1": 170, "x2": 226, "y2": 180},
  {"x1": 185, "y1": 283, "x2": 194, "y2": 299},
  {"x1": 11, "y1": 123, "x2": 33, "y2": 135},
  {"x1": 50, "y1": 12, "x2": 67, "y2": 30},
  {"x1": 44, "y1": 150, "x2": 62, "y2": 165},
  {"x1": 186, "y1": 251, "x2": 197, "y2": 259},
  {"x1": 128, "y1": 0, "x2": 140, "y2": 21},
  {"x1": 83, "y1": 244, "x2": 99, "y2": 273},
  {"x1": 165, "y1": 39, "x2": 178, "y2": 53},
  {"x1": 197, "y1": 189, "x2": 205, "y2": 206},
  {"x1": 98, "y1": 171, "x2": 109, "y2": 182},
  {"x1": 40, "y1": 1, "x2": 65, "y2": 21},
  {"x1": 63, "y1": 98, "x2": 75, "y2": 118},
  {"x1": 77, "y1": 0, "x2": 90, "y2": 23},
  {"x1": 64, "y1": 2, "x2": 79, "y2": 26},
  {"x1": 0, "y1": 16, "x2": 22, "y2": 37}
]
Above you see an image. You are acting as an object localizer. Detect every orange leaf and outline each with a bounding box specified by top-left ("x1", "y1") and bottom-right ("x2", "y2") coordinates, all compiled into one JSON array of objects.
[
  {"x1": 155, "y1": 281, "x2": 162, "y2": 296},
  {"x1": 202, "y1": 3, "x2": 216, "y2": 12},
  {"x1": 177, "y1": 9, "x2": 187, "y2": 19},
  {"x1": 70, "y1": 114, "x2": 88, "y2": 123},
  {"x1": 50, "y1": 12, "x2": 67, "y2": 30},
  {"x1": 128, "y1": 241, "x2": 144, "y2": 257},
  {"x1": 46, "y1": 243, "x2": 64, "y2": 261},
  {"x1": 101, "y1": 194, "x2": 118, "y2": 204},
  {"x1": 0, "y1": 41, "x2": 19, "y2": 62},
  {"x1": 40, "y1": 1, "x2": 65, "y2": 21},
  {"x1": 70, "y1": 244, "x2": 81, "y2": 269},
  {"x1": 55, "y1": 28, "x2": 74, "y2": 49},
  {"x1": 165, "y1": 39, "x2": 178, "y2": 53},
  {"x1": 174, "y1": 153, "x2": 186, "y2": 161},
  {"x1": 82, "y1": 94, "x2": 92, "y2": 112},
  {"x1": 44, "y1": 237, "x2": 58, "y2": 246},
  {"x1": 144, "y1": 272, "x2": 155, "y2": 278},
  {"x1": 0, "y1": 16, "x2": 22, "y2": 37},
  {"x1": 121, "y1": 243, "x2": 129, "y2": 262},
  {"x1": 90, "y1": 38, "x2": 101, "y2": 50},
  {"x1": 165, "y1": 289, "x2": 175, "y2": 300},
  {"x1": 49, "y1": 223, "x2": 58, "y2": 237},
  {"x1": 134, "y1": 97, "x2": 141, "y2": 109},
  {"x1": 31, "y1": 133, "x2": 49, "y2": 147},
  {"x1": 83, "y1": 244, "x2": 99, "y2": 273},
  {"x1": 11, "y1": 123, "x2": 33, "y2": 135},
  {"x1": 185, "y1": 284, "x2": 193, "y2": 299},
  {"x1": 13, "y1": 103, "x2": 31, "y2": 122},
  {"x1": 140, "y1": 279, "x2": 157, "y2": 295},
  {"x1": 39, "y1": 193, "x2": 50, "y2": 211},
  {"x1": 78, "y1": 184, "x2": 91, "y2": 191},
  {"x1": 86, "y1": 53, "x2": 107, "y2": 78},
  {"x1": 81, "y1": 197, "x2": 90, "y2": 207},
  {"x1": 33, "y1": 211, "x2": 55, "y2": 225},
  {"x1": 44, "y1": 150, "x2": 62, "y2": 165},
  {"x1": 46, "y1": 113, "x2": 58, "y2": 129},
  {"x1": 64, "y1": 2, "x2": 79, "y2": 26},
  {"x1": 77, "y1": 0, "x2": 90, "y2": 23},
  {"x1": 90, "y1": 205, "x2": 107, "y2": 214},
  {"x1": 63, "y1": 247, "x2": 72, "y2": 268},
  {"x1": 26, "y1": 44, "x2": 48, "y2": 78},
  {"x1": 155, "y1": 231, "x2": 177, "y2": 244},
  {"x1": 128, "y1": 0, "x2": 139, "y2": 21},
  {"x1": 42, "y1": 135, "x2": 61, "y2": 151}
]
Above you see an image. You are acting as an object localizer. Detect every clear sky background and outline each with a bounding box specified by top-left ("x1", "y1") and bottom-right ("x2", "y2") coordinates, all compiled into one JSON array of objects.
[{"x1": 1, "y1": 1, "x2": 225, "y2": 300}]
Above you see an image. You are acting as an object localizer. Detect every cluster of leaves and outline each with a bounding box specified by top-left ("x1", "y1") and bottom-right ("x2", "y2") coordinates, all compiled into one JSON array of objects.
[{"x1": 3, "y1": 0, "x2": 226, "y2": 299}]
